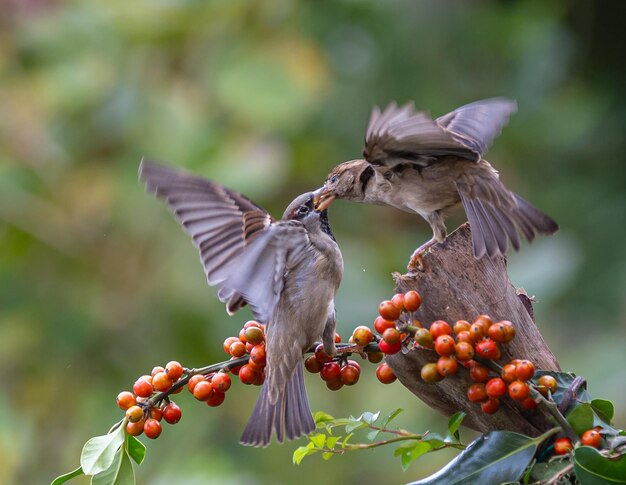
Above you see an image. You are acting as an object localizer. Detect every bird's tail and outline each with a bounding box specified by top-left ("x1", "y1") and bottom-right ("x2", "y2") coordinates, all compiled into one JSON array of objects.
[
  {"x1": 240, "y1": 361, "x2": 315, "y2": 447},
  {"x1": 461, "y1": 192, "x2": 559, "y2": 258}
]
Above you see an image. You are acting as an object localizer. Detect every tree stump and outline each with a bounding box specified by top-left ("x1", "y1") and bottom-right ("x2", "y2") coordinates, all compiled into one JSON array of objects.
[{"x1": 387, "y1": 223, "x2": 560, "y2": 436}]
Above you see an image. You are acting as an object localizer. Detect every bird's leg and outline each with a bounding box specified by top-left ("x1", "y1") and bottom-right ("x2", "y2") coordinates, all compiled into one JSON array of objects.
[
  {"x1": 407, "y1": 238, "x2": 437, "y2": 272},
  {"x1": 407, "y1": 213, "x2": 446, "y2": 272}
]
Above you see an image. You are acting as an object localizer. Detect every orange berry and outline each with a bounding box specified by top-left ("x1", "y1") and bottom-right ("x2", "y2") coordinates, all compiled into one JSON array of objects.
[
  {"x1": 211, "y1": 373, "x2": 231, "y2": 393},
  {"x1": 116, "y1": 391, "x2": 136, "y2": 411},
  {"x1": 436, "y1": 356, "x2": 458, "y2": 377},
  {"x1": 521, "y1": 397, "x2": 538, "y2": 410},
  {"x1": 515, "y1": 360, "x2": 535, "y2": 381},
  {"x1": 469, "y1": 363, "x2": 490, "y2": 382},
  {"x1": 420, "y1": 362, "x2": 441, "y2": 383},
  {"x1": 192, "y1": 380, "x2": 213, "y2": 401},
  {"x1": 581, "y1": 429, "x2": 602, "y2": 448},
  {"x1": 165, "y1": 361, "x2": 184, "y2": 381},
  {"x1": 126, "y1": 419, "x2": 144, "y2": 436},
  {"x1": 250, "y1": 345, "x2": 266, "y2": 367},
  {"x1": 238, "y1": 365, "x2": 258, "y2": 385},
  {"x1": 501, "y1": 364, "x2": 518, "y2": 383},
  {"x1": 150, "y1": 407, "x2": 163, "y2": 421},
  {"x1": 133, "y1": 379, "x2": 153, "y2": 398},
  {"x1": 453, "y1": 320, "x2": 471, "y2": 334},
  {"x1": 376, "y1": 363, "x2": 397, "y2": 384},
  {"x1": 485, "y1": 378, "x2": 507, "y2": 398},
  {"x1": 429, "y1": 320, "x2": 452, "y2": 339},
  {"x1": 244, "y1": 326, "x2": 265, "y2": 345},
  {"x1": 206, "y1": 391, "x2": 226, "y2": 407},
  {"x1": 536, "y1": 375, "x2": 558, "y2": 396},
  {"x1": 162, "y1": 402, "x2": 182, "y2": 424},
  {"x1": 243, "y1": 320, "x2": 262, "y2": 330},
  {"x1": 481, "y1": 398, "x2": 500, "y2": 414},
  {"x1": 475, "y1": 338, "x2": 500, "y2": 360},
  {"x1": 340, "y1": 365, "x2": 360, "y2": 385},
  {"x1": 455, "y1": 331, "x2": 473, "y2": 344},
  {"x1": 455, "y1": 341, "x2": 475, "y2": 361},
  {"x1": 151, "y1": 366, "x2": 165, "y2": 378},
  {"x1": 126, "y1": 405, "x2": 144, "y2": 423},
  {"x1": 187, "y1": 374, "x2": 204, "y2": 393},
  {"x1": 508, "y1": 380, "x2": 530, "y2": 401},
  {"x1": 554, "y1": 437, "x2": 573, "y2": 455},
  {"x1": 353, "y1": 326, "x2": 374, "y2": 346},
  {"x1": 334, "y1": 332, "x2": 342, "y2": 343},
  {"x1": 474, "y1": 315, "x2": 493, "y2": 329},
  {"x1": 229, "y1": 341, "x2": 246, "y2": 358},
  {"x1": 467, "y1": 383, "x2": 488, "y2": 402},
  {"x1": 314, "y1": 344, "x2": 333, "y2": 364},
  {"x1": 404, "y1": 290, "x2": 422, "y2": 312},
  {"x1": 152, "y1": 372, "x2": 173, "y2": 392},
  {"x1": 223, "y1": 337, "x2": 239, "y2": 354},
  {"x1": 144, "y1": 418, "x2": 162, "y2": 439},
  {"x1": 469, "y1": 323, "x2": 486, "y2": 342},
  {"x1": 379, "y1": 300, "x2": 401, "y2": 321},
  {"x1": 391, "y1": 293, "x2": 405, "y2": 311},
  {"x1": 435, "y1": 335, "x2": 456, "y2": 357},
  {"x1": 382, "y1": 327, "x2": 401, "y2": 345},
  {"x1": 374, "y1": 316, "x2": 396, "y2": 334},
  {"x1": 414, "y1": 328, "x2": 434, "y2": 348},
  {"x1": 320, "y1": 362, "x2": 341, "y2": 382}
]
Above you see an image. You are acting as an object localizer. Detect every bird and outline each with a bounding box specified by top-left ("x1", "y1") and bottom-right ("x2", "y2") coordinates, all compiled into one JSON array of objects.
[
  {"x1": 315, "y1": 98, "x2": 559, "y2": 270},
  {"x1": 139, "y1": 160, "x2": 343, "y2": 447}
]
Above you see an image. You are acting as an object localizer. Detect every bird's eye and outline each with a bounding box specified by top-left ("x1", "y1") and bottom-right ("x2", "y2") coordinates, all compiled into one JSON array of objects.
[
  {"x1": 297, "y1": 205, "x2": 309, "y2": 216},
  {"x1": 330, "y1": 175, "x2": 338, "y2": 184}
]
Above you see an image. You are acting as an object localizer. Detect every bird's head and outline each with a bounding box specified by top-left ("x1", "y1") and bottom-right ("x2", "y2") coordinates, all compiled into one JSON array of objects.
[
  {"x1": 283, "y1": 191, "x2": 336, "y2": 240},
  {"x1": 314, "y1": 159, "x2": 373, "y2": 211}
]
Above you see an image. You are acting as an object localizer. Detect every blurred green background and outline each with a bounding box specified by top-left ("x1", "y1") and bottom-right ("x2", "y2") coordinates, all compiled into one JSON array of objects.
[{"x1": 1, "y1": 1, "x2": 625, "y2": 483}]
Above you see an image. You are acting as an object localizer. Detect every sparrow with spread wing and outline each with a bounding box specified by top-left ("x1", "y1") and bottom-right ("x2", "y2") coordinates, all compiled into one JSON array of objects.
[
  {"x1": 139, "y1": 160, "x2": 343, "y2": 447},
  {"x1": 315, "y1": 98, "x2": 558, "y2": 270}
]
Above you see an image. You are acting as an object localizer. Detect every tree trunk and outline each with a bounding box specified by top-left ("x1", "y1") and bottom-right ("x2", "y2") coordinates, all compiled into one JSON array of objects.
[{"x1": 386, "y1": 223, "x2": 560, "y2": 436}]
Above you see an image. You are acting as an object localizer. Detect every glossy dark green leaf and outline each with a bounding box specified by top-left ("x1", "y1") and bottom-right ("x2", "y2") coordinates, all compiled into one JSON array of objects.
[
  {"x1": 446, "y1": 412, "x2": 465, "y2": 441},
  {"x1": 567, "y1": 403, "x2": 595, "y2": 436},
  {"x1": 80, "y1": 426, "x2": 125, "y2": 475},
  {"x1": 574, "y1": 446, "x2": 626, "y2": 484},
  {"x1": 408, "y1": 430, "x2": 554, "y2": 485},
  {"x1": 533, "y1": 371, "x2": 590, "y2": 412},
  {"x1": 590, "y1": 399, "x2": 614, "y2": 423},
  {"x1": 50, "y1": 466, "x2": 84, "y2": 485},
  {"x1": 125, "y1": 436, "x2": 146, "y2": 465},
  {"x1": 529, "y1": 460, "x2": 572, "y2": 482}
]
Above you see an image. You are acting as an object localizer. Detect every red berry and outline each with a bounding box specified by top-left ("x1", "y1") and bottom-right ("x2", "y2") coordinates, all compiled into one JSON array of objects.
[
  {"x1": 305, "y1": 355, "x2": 323, "y2": 373},
  {"x1": 467, "y1": 383, "x2": 488, "y2": 402},
  {"x1": 581, "y1": 429, "x2": 602, "y2": 448},
  {"x1": 378, "y1": 339, "x2": 402, "y2": 354},
  {"x1": 515, "y1": 360, "x2": 535, "y2": 381},
  {"x1": 126, "y1": 420, "x2": 144, "y2": 436},
  {"x1": 346, "y1": 359, "x2": 361, "y2": 372},
  {"x1": 435, "y1": 335, "x2": 456, "y2": 357},
  {"x1": 163, "y1": 402, "x2": 182, "y2": 424},
  {"x1": 144, "y1": 418, "x2": 162, "y2": 439},
  {"x1": 223, "y1": 337, "x2": 239, "y2": 354},
  {"x1": 485, "y1": 378, "x2": 507, "y2": 398},
  {"x1": 334, "y1": 332, "x2": 342, "y2": 343},
  {"x1": 367, "y1": 351, "x2": 384, "y2": 363},
  {"x1": 352, "y1": 326, "x2": 374, "y2": 346},
  {"x1": 320, "y1": 362, "x2": 341, "y2": 382},
  {"x1": 152, "y1": 372, "x2": 173, "y2": 392},
  {"x1": 501, "y1": 364, "x2": 518, "y2": 383},
  {"x1": 420, "y1": 362, "x2": 441, "y2": 383},
  {"x1": 244, "y1": 326, "x2": 265, "y2": 345},
  {"x1": 193, "y1": 380, "x2": 213, "y2": 401},
  {"x1": 475, "y1": 339, "x2": 500, "y2": 360},
  {"x1": 376, "y1": 363, "x2": 397, "y2": 384},
  {"x1": 150, "y1": 406, "x2": 163, "y2": 421},
  {"x1": 253, "y1": 370, "x2": 265, "y2": 386},
  {"x1": 536, "y1": 375, "x2": 558, "y2": 396},
  {"x1": 206, "y1": 391, "x2": 226, "y2": 407},
  {"x1": 379, "y1": 300, "x2": 401, "y2": 321},
  {"x1": 133, "y1": 379, "x2": 153, "y2": 398},
  {"x1": 429, "y1": 320, "x2": 452, "y2": 339},
  {"x1": 238, "y1": 328, "x2": 247, "y2": 343},
  {"x1": 187, "y1": 374, "x2": 204, "y2": 393},
  {"x1": 212, "y1": 373, "x2": 231, "y2": 393},
  {"x1": 454, "y1": 341, "x2": 475, "y2": 361},
  {"x1": 229, "y1": 341, "x2": 246, "y2": 358},
  {"x1": 436, "y1": 356, "x2": 458, "y2": 377},
  {"x1": 314, "y1": 344, "x2": 333, "y2": 364},
  {"x1": 326, "y1": 379, "x2": 344, "y2": 391},
  {"x1": 521, "y1": 397, "x2": 538, "y2": 410},
  {"x1": 487, "y1": 323, "x2": 508, "y2": 343},
  {"x1": 116, "y1": 391, "x2": 136, "y2": 410},
  {"x1": 238, "y1": 365, "x2": 257, "y2": 385},
  {"x1": 340, "y1": 365, "x2": 360, "y2": 385},
  {"x1": 469, "y1": 323, "x2": 486, "y2": 342},
  {"x1": 481, "y1": 398, "x2": 500, "y2": 414},
  {"x1": 403, "y1": 291, "x2": 422, "y2": 312},
  {"x1": 391, "y1": 293, "x2": 405, "y2": 311},
  {"x1": 453, "y1": 320, "x2": 471, "y2": 334},
  {"x1": 508, "y1": 380, "x2": 530, "y2": 401},
  {"x1": 469, "y1": 363, "x2": 490, "y2": 383},
  {"x1": 151, "y1": 366, "x2": 166, "y2": 378},
  {"x1": 474, "y1": 315, "x2": 493, "y2": 329},
  {"x1": 165, "y1": 361, "x2": 184, "y2": 381},
  {"x1": 554, "y1": 437, "x2": 573, "y2": 455},
  {"x1": 243, "y1": 320, "x2": 262, "y2": 330},
  {"x1": 455, "y1": 331, "x2": 473, "y2": 344},
  {"x1": 382, "y1": 327, "x2": 401, "y2": 345},
  {"x1": 250, "y1": 345, "x2": 267, "y2": 367}
]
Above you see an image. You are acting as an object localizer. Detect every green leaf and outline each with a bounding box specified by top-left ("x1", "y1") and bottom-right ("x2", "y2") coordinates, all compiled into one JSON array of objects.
[
  {"x1": 567, "y1": 403, "x2": 594, "y2": 436},
  {"x1": 292, "y1": 442, "x2": 315, "y2": 465},
  {"x1": 326, "y1": 436, "x2": 339, "y2": 449},
  {"x1": 590, "y1": 399, "x2": 614, "y2": 423},
  {"x1": 51, "y1": 466, "x2": 84, "y2": 485},
  {"x1": 314, "y1": 411, "x2": 334, "y2": 426},
  {"x1": 91, "y1": 447, "x2": 135, "y2": 485},
  {"x1": 408, "y1": 430, "x2": 556, "y2": 485},
  {"x1": 80, "y1": 426, "x2": 125, "y2": 475},
  {"x1": 309, "y1": 433, "x2": 326, "y2": 448},
  {"x1": 447, "y1": 412, "x2": 465, "y2": 437},
  {"x1": 345, "y1": 421, "x2": 367, "y2": 433},
  {"x1": 341, "y1": 433, "x2": 354, "y2": 448},
  {"x1": 125, "y1": 436, "x2": 146, "y2": 465},
  {"x1": 529, "y1": 460, "x2": 572, "y2": 482},
  {"x1": 422, "y1": 433, "x2": 445, "y2": 449},
  {"x1": 398, "y1": 442, "x2": 432, "y2": 471},
  {"x1": 366, "y1": 429, "x2": 380, "y2": 442},
  {"x1": 322, "y1": 452, "x2": 334, "y2": 460},
  {"x1": 533, "y1": 371, "x2": 591, "y2": 412},
  {"x1": 380, "y1": 408, "x2": 404, "y2": 429},
  {"x1": 574, "y1": 446, "x2": 626, "y2": 484}
]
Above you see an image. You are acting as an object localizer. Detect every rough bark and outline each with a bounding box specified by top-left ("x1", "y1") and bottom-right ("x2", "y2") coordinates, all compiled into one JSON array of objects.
[{"x1": 386, "y1": 223, "x2": 560, "y2": 436}]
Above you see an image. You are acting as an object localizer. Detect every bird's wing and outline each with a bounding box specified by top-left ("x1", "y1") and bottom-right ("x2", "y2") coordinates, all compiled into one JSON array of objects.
[
  {"x1": 139, "y1": 160, "x2": 273, "y2": 313},
  {"x1": 436, "y1": 98, "x2": 517, "y2": 158},
  {"x1": 364, "y1": 102, "x2": 478, "y2": 166},
  {"x1": 217, "y1": 221, "x2": 312, "y2": 324}
]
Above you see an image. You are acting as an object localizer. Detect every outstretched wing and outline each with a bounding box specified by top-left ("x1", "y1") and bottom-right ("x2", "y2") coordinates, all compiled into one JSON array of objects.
[
  {"x1": 217, "y1": 221, "x2": 311, "y2": 324},
  {"x1": 139, "y1": 160, "x2": 273, "y2": 313},
  {"x1": 364, "y1": 102, "x2": 477, "y2": 166},
  {"x1": 436, "y1": 98, "x2": 517, "y2": 158}
]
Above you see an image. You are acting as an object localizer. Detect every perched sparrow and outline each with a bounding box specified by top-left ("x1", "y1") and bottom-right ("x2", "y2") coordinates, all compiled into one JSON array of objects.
[
  {"x1": 316, "y1": 98, "x2": 558, "y2": 269},
  {"x1": 139, "y1": 161, "x2": 343, "y2": 447}
]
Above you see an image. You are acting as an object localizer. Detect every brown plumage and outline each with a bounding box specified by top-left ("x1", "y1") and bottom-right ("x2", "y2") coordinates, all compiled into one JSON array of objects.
[
  {"x1": 317, "y1": 98, "x2": 558, "y2": 267},
  {"x1": 140, "y1": 161, "x2": 343, "y2": 446}
]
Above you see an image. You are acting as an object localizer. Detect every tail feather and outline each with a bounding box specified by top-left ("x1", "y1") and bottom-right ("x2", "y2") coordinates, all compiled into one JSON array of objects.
[
  {"x1": 461, "y1": 192, "x2": 558, "y2": 258},
  {"x1": 240, "y1": 362, "x2": 314, "y2": 447}
]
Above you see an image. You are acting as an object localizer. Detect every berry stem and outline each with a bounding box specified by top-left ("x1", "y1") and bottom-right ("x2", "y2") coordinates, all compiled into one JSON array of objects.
[{"x1": 532, "y1": 389, "x2": 579, "y2": 443}]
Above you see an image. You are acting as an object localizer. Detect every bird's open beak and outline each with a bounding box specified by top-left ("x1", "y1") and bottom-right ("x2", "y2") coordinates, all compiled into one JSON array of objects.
[{"x1": 313, "y1": 187, "x2": 336, "y2": 212}]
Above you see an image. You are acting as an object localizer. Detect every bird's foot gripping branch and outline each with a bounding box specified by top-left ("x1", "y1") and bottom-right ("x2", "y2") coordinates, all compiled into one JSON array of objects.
[{"x1": 53, "y1": 288, "x2": 626, "y2": 485}]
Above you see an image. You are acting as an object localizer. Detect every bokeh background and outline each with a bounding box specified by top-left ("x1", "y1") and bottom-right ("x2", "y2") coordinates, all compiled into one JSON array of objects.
[{"x1": 1, "y1": 1, "x2": 625, "y2": 483}]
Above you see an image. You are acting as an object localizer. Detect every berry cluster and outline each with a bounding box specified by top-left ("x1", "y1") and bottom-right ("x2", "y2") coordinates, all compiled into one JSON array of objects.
[
  {"x1": 554, "y1": 427, "x2": 604, "y2": 455},
  {"x1": 304, "y1": 334, "x2": 366, "y2": 391},
  {"x1": 222, "y1": 320, "x2": 267, "y2": 386},
  {"x1": 115, "y1": 360, "x2": 186, "y2": 439}
]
